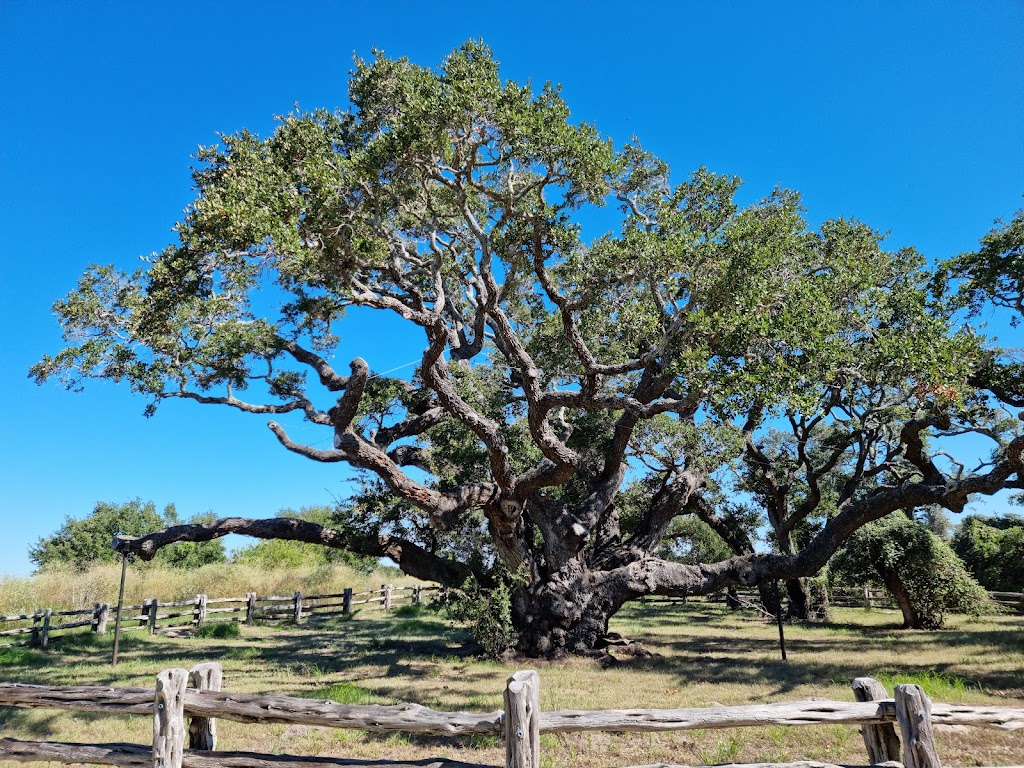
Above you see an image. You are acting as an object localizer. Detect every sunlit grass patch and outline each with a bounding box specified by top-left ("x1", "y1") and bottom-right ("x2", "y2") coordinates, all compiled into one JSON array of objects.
[
  {"x1": 313, "y1": 681, "x2": 378, "y2": 705},
  {"x1": 874, "y1": 669, "x2": 982, "y2": 700},
  {"x1": 0, "y1": 646, "x2": 45, "y2": 666},
  {"x1": 193, "y1": 621, "x2": 241, "y2": 640}
]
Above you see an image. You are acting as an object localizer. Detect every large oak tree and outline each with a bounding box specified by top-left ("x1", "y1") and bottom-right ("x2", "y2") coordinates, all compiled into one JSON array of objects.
[{"x1": 33, "y1": 43, "x2": 1024, "y2": 656}]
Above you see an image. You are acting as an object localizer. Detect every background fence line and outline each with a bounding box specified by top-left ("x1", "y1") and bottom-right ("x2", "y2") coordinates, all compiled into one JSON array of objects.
[
  {"x1": 645, "y1": 587, "x2": 1023, "y2": 613},
  {"x1": 0, "y1": 584, "x2": 440, "y2": 647},
  {"x1": 2, "y1": 581, "x2": 1020, "y2": 648},
  {"x1": 0, "y1": 664, "x2": 1022, "y2": 768}
]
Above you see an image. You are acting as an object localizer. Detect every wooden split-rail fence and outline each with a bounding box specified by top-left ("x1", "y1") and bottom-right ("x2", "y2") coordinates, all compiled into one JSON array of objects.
[
  {"x1": 648, "y1": 587, "x2": 1024, "y2": 614},
  {"x1": 0, "y1": 663, "x2": 1022, "y2": 768},
  {"x1": 0, "y1": 584, "x2": 439, "y2": 648}
]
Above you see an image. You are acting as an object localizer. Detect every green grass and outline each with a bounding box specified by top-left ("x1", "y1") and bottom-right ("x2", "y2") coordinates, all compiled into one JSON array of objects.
[
  {"x1": 874, "y1": 669, "x2": 982, "y2": 700},
  {"x1": 313, "y1": 682, "x2": 378, "y2": 705},
  {"x1": 0, "y1": 646, "x2": 45, "y2": 666},
  {"x1": 193, "y1": 621, "x2": 242, "y2": 640},
  {"x1": 0, "y1": 603, "x2": 1020, "y2": 767}
]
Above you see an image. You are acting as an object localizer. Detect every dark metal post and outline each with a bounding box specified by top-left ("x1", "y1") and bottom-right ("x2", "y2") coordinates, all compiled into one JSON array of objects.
[
  {"x1": 111, "y1": 552, "x2": 128, "y2": 667},
  {"x1": 774, "y1": 580, "x2": 788, "y2": 661}
]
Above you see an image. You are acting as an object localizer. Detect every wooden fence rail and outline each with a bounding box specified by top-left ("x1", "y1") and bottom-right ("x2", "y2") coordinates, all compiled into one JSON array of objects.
[
  {"x1": 683, "y1": 587, "x2": 1022, "y2": 614},
  {"x1": 0, "y1": 666, "x2": 1021, "y2": 768},
  {"x1": 0, "y1": 585, "x2": 440, "y2": 648}
]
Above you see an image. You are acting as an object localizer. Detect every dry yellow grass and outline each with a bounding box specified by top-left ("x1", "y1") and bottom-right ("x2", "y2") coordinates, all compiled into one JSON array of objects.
[
  {"x1": 0, "y1": 602, "x2": 1021, "y2": 768},
  {"x1": 0, "y1": 562, "x2": 420, "y2": 615}
]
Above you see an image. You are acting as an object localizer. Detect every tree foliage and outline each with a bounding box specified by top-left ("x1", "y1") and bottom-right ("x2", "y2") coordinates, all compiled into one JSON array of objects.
[
  {"x1": 32, "y1": 42, "x2": 1024, "y2": 655},
  {"x1": 831, "y1": 512, "x2": 990, "y2": 629},
  {"x1": 30, "y1": 500, "x2": 225, "y2": 571},
  {"x1": 951, "y1": 515, "x2": 1024, "y2": 592}
]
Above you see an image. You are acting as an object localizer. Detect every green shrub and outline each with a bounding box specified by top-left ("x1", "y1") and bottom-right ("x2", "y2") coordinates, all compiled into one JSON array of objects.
[
  {"x1": 193, "y1": 621, "x2": 241, "y2": 639},
  {"x1": 442, "y1": 575, "x2": 516, "y2": 658}
]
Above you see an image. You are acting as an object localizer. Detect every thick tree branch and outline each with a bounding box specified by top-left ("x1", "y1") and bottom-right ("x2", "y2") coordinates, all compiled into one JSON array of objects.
[
  {"x1": 267, "y1": 420, "x2": 496, "y2": 528},
  {"x1": 278, "y1": 339, "x2": 350, "y2": 391},
  {"x1": 112, "y1": 517, "x2": 475, "y2": 586}
]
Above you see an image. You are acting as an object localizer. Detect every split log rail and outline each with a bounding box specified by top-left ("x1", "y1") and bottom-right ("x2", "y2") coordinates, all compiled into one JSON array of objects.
[
  {"x1": 0, "y1": 665, "x2": 1022, "y2": 768},
  {"x1": 0, "y1": 584, "x2": 438, "y2": 647}
]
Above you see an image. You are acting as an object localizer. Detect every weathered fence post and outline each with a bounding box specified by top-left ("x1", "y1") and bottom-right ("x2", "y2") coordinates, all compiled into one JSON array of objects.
[
  {"x1": 293, "y1": 590, "x2": 303, "y2": 623},
  {"x1": 40, "y1": 609, "x2": 52, "y2": 649},
  {"x1": 188, "y1": 662, "x2": 223, "y2": 751},
  {"x1": 413, "y1": 585, "x2": 421, "y2": 606},
  {"x1": 894, "y1": 684, "x2": 941, "y2": 768},
  {"x1": 504, "y1": 670, "x2": 540, "y2": 768},
  {"x1": 148, "y1": 599, "x2": 159, "y2": 635},
  {"x1": 30, "y1": 610, "x2": 41, "y2": 647},
  {"x1": 94, "y1": 603, "x2": 109, "y2": 635},
  {"x1": 195, "y1": 595, "x2": 208, "y2": 627},
  {"x1": 383, "y1": 584, "x2": 393, "y2": 611},
  {"x1": 153, "y1": 667, "x2": 187, "y2": 768},
  {"x1": 246, "y1": 592, "x2": 257, "y2": 624},
  {"x1": 342, "y1": 587, "x2": 353, "y2": 616},
  {"x1": 863, "y1": 585, "x2": 872, "y2": 608},
  {"x1": 852, "y1": 677, "x2": 901, "y2": 764},
  {"x1": 140, "y1": 599, "x2": 151, "y2": 630}
]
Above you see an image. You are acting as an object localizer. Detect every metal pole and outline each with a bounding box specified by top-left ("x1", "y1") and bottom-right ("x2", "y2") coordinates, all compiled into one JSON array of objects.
[
  {"x1": 111, "y1": 552, "x2": 128, "y2": 667},
  {"x1": 774, "y1": 580, "x2": 788, "y2": 661}
]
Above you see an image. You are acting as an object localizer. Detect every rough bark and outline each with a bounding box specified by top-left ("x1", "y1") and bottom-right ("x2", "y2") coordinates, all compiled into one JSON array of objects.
[
  {"x1": 785, "y1": 578, "x2": 810, "y2": 620},
  {"x1": 880, "y1": 568, "x2": 921, "y2": 629}
]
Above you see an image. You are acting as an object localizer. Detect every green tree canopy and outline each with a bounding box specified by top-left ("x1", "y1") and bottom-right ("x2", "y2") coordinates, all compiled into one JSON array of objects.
[
  {"x1": 30, "y1": 499, "x2": 226, "y2": 571},
  {"x1": 32, "y1": 42, "x2": 1024, "y2": 655},
  {"x1": 951, "y1": 515, "x2": 1024, "y2": 592}
]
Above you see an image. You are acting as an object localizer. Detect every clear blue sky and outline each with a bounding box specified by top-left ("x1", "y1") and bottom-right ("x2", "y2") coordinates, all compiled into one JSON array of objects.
[{"x1": 1, "y1": 2, "x2": 1022, "y2": 576}]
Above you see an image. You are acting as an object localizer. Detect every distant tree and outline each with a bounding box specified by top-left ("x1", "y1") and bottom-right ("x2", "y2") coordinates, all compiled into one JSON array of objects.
[
  {"x1": 30, "y1": 500, "x2": 226, "y2": 571},
  {"x1": 951, "y1": 515, "x2": 1024, "y2": 592},
  {"x1": 831, "y1": 512, "x2": 989, "y2": 629}
]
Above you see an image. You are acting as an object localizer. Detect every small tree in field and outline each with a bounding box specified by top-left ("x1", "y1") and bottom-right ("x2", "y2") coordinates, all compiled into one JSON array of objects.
[
  {"x1": 32, "y1": 43, "x2": 1024, "y2": 656},
  {"x1": 831, "y1": 512, "x2": 990, "y2": 629}
]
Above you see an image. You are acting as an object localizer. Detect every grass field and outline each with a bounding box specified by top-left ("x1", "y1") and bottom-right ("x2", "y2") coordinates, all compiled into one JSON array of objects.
[
  {"x1": 0, "y1": 562, "x2": 419, "y2": 616},
  {"x1": 0, "y1": 602, "x2": 1021, "y2": 768}
]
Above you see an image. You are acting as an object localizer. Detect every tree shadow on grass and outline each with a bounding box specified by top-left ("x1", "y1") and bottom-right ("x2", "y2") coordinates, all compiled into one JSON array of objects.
[
  {"x1": 6, "y1": 604, "x2": 1021, "y2": 714},
  {"x1": 612, "y1": 604, "x2": 1024, "y2": 697}
]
